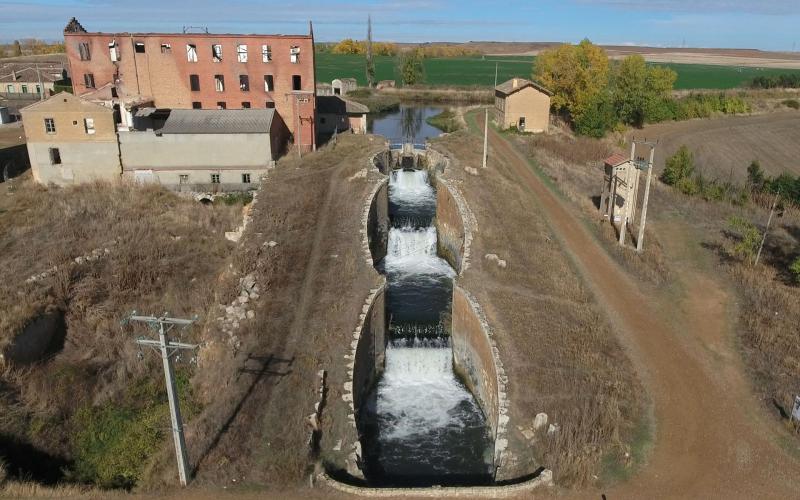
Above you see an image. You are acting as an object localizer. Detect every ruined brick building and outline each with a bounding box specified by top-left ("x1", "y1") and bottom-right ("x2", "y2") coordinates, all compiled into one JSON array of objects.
[{"x1": 63, "y1": 17, "x2": 316, "y2": 150}]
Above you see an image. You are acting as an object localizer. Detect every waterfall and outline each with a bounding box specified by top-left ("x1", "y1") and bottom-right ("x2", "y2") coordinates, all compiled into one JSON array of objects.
[{"x1": 360, "y1": 166, "x2": 493, "y2": 485}]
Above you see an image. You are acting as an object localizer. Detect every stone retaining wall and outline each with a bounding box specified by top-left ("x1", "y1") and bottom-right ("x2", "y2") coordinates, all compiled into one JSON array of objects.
[{"x1": 367, "y1": 179, "x2": 389, "y2": 264}]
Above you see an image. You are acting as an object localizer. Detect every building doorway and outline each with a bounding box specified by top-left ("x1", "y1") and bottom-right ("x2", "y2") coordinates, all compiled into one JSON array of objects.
[{"x1": 518, "y1": 116, "x2": 526, "y2": 132}]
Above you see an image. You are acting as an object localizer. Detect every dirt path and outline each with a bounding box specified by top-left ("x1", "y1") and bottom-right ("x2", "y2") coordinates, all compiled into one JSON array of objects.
[{"x1": 479, "y1": 114, "x2": 800, "y2": 498}]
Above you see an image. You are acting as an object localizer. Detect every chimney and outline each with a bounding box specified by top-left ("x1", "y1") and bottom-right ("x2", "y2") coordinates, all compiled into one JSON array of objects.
[
  {"x1": 512, "y1": 78, "x2": 518, "y2": 88},
  {"x1": 11, "y1": 70, "x2": 16, "y2": 81}
]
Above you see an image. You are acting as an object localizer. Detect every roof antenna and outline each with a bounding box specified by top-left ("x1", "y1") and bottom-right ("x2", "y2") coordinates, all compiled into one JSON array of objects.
[{"x1": 183, "y1": 26, "x2": 209, "y2": 34}]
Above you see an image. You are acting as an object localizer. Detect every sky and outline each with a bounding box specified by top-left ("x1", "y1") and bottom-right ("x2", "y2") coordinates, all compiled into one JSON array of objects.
[{"x1": 1, "y1": 0, "x2": 798, "y2": 51}]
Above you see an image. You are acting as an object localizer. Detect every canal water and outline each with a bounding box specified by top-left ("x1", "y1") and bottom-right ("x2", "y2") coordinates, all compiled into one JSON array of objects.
[
  {"x1": 367, "y1": 105, "x2": 445, "y2": 144},
  {"x1": 359, "y1": 168, "x2": 494, "y2": 486}
]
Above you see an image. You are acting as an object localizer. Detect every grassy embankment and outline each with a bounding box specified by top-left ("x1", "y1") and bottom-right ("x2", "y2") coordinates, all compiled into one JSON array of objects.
[{"x1": 0, "y1": 177, "x2": 244, "y2": 490}]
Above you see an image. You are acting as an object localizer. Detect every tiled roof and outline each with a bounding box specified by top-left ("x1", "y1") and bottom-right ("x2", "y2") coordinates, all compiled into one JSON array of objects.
[
  {"x1": 317, "y1": 95, "x2": 369, "y2": 114},
  {"x1": 495, "y1": 77, "x2": 552, "y2": 97},
  {"x1": 158, "y1": 109, "x2": 275, "y2": 135},
  {"x1": 0, "y1": 65, "x2": 65, "y2": 84},
  {"x1": 604, "y1": 153, "x2": 629, "y2": 166}
]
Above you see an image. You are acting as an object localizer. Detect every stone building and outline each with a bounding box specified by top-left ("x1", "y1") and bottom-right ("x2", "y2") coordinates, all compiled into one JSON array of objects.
[
  {"x1": 21, "y1": 92, "x2": 288, "y2": 190},
  {"x1": 0, "y1": 63, "x2": 66, "y2": 97},
  {"x1": 316, "y1": 95, "x2": 368, "y2": 137},
  {"x1": 20, "y1": 92, "x2": 120, "y2": 185},
  {"x1": 63, "y1": 17, "x2": 317, "y2": 150},
  {"x1": 332, "y1": 77, "x2": 357, "y2": 96},
  {"x1": 494, "y1": 77, "x2": 551, "y2": 133},
  {"x1": 120, "y1": 108, "x2": 288, "y2": 191}
]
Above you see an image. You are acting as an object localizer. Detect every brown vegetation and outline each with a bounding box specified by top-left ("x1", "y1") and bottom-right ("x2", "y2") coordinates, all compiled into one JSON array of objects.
[
  {"x1": 433, "y1": 130, "x2": 645, "y2": 487},
  {"x1": 0, "y1": 175, "x2": 242, "y2": 487}
]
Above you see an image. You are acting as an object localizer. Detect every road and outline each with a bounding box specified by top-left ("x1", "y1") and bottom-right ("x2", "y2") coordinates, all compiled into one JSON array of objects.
[{"x1": 479, "y1": 113, "x2": 800, "y2": 499}]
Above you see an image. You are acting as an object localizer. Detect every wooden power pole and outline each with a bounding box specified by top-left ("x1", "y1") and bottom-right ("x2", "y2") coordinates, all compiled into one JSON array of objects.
[
  {"x1": 755, "y1": 193, "x2": 780, "y2": 266},
  {"x1": 124, "y1": 312, "x2": 198, "y2": 486}
]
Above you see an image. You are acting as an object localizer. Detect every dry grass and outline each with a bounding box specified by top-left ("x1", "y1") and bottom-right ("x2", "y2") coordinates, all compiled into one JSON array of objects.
[
  {"x1": 0, "y1": 175, "x2": 242, "y2": 486},
  {"x1": 435, "y1": 131, "x2": 645, "y2": 488},
  {"x1": 510, "y1": 127, "x2": 670, "y2": 285}
]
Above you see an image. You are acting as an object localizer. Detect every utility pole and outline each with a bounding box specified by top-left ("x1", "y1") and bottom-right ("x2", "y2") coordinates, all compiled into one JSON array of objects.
[
  {"x1": 619, "y1": 141, "x2": 636, "y2": 246},
  {"x1": 482, "y1": 62, "x2": 497, "y2": 169},
  {"x1": 124, "y1": 312, "x2": 198, "y2": 486},
  {"x1": 35, "y1": 63, "x2": 44, "y2": 101},
  {"x1": 636, "y1": 141, "x2": 657, "y2": 252},
  {"x1": 755, "y1": 193, "x2": 780, "y2": 266},
  {"x1": 366, "y1": 15, "x2": 375, "y2": 88}
]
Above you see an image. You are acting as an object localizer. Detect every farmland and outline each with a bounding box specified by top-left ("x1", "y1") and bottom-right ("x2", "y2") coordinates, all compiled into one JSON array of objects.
[{"x1": 315, "y1": 52, "x2": 800, "y2": 90}]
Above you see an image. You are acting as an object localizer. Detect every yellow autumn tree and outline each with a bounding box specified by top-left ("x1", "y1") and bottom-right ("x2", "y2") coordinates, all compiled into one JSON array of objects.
[{"x1": 533, "y1": 39, "x2": 610, "y2": 120}]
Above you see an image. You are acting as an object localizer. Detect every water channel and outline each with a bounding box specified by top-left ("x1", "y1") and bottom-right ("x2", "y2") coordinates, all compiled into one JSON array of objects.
[
  {"x1": 367, "y1": 105, "x2": 445, "y2": 144},
  {"x1": 359, "y1": 105, "x2": 494, "y2": 486}
]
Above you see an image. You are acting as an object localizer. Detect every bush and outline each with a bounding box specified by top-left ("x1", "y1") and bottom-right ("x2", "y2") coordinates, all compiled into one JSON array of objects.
[
  {"x1": 425, "y1": 110, "x2": 461, "y2": 133},
  {"x1": 728, "y1": 216, "x2": 761, "y2": 265},
  {"x1": 783, "y1": 99, "x2": 800, "y2": 110},
  {"x1": 661, "y1": 145, "x2": 694, "y2": 186},
  {"x1": 574, "y1": 92, "x2": 617, "y2": 138}
]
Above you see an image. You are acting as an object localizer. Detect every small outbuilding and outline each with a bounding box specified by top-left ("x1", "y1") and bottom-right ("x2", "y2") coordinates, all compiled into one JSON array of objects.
[
  {"x1": 494, "y1": 77, "x2": 552, "y2": 133},
  {"x1": 332, "y1": 78, "x2": 358, "y2": 96},
  {"x1": 316, "y1": 96, "x2": 369, "y2": 136}
]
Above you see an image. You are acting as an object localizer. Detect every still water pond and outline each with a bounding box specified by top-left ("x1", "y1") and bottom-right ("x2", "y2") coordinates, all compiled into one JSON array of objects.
[{"x1": 367, "y1": 105, "x2": 446, "y2": 143}]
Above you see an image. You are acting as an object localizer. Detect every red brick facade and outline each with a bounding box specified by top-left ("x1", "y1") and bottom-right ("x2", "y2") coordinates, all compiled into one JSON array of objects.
[{"x1": 64, "y1": 21, "x2": 316, "y2": 149}]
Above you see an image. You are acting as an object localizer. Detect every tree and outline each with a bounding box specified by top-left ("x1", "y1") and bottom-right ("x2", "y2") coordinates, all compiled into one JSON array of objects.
[
  {"x1": 397, "y1": 49, "x2": 424, "y2": 86},
  {"x1": 13, "y1": 40, "x2": 22, "y2": 57},
  {"x1": 661, "y1": 145, "x2": 694, "y2": 186},
  {"x1": 533, "y1": 39, "x2": 610, "y2": 121},
  {"x1": 611, "y1": 55, "x2": 676, "y2": 127},
  {"x1": 366, "y1": 15, "x2": 375, "y2": 88},
  {"x1": 728, "y1": 216, "x2": 761, "y2": 265},
  {"x1": 790, "y1": 256, "x2": 800, "y2": 284},
  {"x1": 573, "y1": 91, "x2": 616, "y2": 137}
]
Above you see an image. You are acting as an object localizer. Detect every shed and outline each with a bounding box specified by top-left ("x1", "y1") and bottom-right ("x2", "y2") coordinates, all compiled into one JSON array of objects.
[
  {"x1": 332, "y1": 78, "x2": 358, "y2": 96},
  {"x1": 316, "y1": 96, "x2": 369, "y2": 136},
  {"x1": 494, "y1": 77, "x2": 552, "y2": 133}
]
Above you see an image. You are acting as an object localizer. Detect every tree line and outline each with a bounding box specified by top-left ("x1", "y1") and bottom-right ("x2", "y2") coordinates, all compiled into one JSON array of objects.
[
  {"x1": 321, "y1": 39, "x2": 480, "y2": 58},
  {"x1": 749, "y1": 74, "x2": 800, "y2": 89},
  {"x1": 0, "y1": 39, "x2": 65, "y2": 58},
  {"x1": 533, "y1": 40, "x2": 750, "y2": 137}
]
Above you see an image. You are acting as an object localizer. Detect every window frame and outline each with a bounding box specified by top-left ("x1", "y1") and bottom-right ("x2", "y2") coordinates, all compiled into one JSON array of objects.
[
  {"x1": 179, "y1": 174, "x2": 189, "y2": 184},
  {"x1": 211, "y1": 173, "x2": 221, "y2": 184},
  {"x1": 44, "y1": 118, "x2": 56, "y2": 134},
  {"x1": 292, "y1": 74, "x2": 301, "y2": 91},
  {"x1": 189, "y1": 74, "x2": 201, "y2": 92},
  {"x1": 239, "y1": 74, "x2": 250, "y2": 92},
  {"x1": 290, "y1": 45, "x2": 300, "y2": 64},
  {"x1": 242, "y1": 173, "x2": 251, "y2": 184},
  {"x1": 212, "y1": 44, "x2": 223, "y2": 62},
  {"x1": 264, "y1": 74, "x2": 274, "y2": 92},
  {"x1": 84, "y1": 73, "x2": 95, "y2": 89},
  {"x1": 161, "y1": 43, "x2": 172, "y2": 53},
  {"x1": 187, "y1": 44, "x2": 198, "y2": 62},
  {"x1": 262, "y1": 44, "x2": 272, "y2": 62},
  {"x1": 49, "y1": 147, "x2": 61, "y2": 165},
  {"x1": 216, "y1": 101, "x2": 226, "y2": 109},
  {"x1": 78, "y1": 42, "x2": 91, "y2": 61},
  {"x1": 214, "y1": 74, "x2": 225, "y2": 92},
  {"x1": 236, "y1": 44, "x2": 248, "y2": 63},
  {"x1": 84, "y1": 117, "x2": 95, "y2": 135},
  {"x1": 241, "y1": 101, "x2": 251, "y2": 108},
  {"x1": 134, "y1": 41, "x2": 146, "y2": 53}
]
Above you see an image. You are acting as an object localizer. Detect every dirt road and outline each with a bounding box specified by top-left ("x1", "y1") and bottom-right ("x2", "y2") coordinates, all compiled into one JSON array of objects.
[{"x1": 479, "y1": 114, "x2": 800, "y2": 498}]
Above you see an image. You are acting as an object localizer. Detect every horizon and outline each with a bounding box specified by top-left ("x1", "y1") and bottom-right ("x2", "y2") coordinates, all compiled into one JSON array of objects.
[{"x1": 0, "y1": 0, "x2": 798, "y2": 52}]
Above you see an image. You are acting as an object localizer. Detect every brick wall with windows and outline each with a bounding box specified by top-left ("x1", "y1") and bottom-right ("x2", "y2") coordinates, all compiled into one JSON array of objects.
[{"x1": 65, "y1": 21, "x2": 317, "y2": 148}]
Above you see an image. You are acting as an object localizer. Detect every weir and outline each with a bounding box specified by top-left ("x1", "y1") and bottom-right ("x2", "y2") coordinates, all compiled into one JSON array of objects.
[{"x1": 358, "y1": 167, "x2": 494, "y2": 486}]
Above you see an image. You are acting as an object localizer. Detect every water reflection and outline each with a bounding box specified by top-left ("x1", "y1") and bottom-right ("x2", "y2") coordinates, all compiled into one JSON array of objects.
[{"x1": 368, "y1": 105, "x2": 446, "y2": 143}]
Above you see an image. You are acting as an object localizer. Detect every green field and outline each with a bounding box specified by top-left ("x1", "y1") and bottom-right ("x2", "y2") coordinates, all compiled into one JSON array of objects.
[{"x1": 315, "y1": 52, "x2": 800, "y2": 90}]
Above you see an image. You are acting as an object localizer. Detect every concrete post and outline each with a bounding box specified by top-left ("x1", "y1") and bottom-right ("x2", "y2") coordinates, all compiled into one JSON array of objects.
[{"x1": 636, "y1": 145, "x2": 655, "y2": 252}]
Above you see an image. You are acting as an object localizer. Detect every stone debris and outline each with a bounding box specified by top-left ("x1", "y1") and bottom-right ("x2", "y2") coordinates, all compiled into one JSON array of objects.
[
  {"x1": 27, "y1": 244, "x2": 114, "y2": 284},
  {"x1": 547, "y1": 423, "x2": 560, "y2": 436},
  {"x1": 465, "y1": 166, "x2": 479, "y2": 176},
  {"x1": 348, "y1": 168, "x2": 368, "y2": 181},
  {"x1": 263, "y1": 240, "x2": 278, "y2": 248},
  {"x1": 225, "y1": 191, "x2": 258, "y2": 243},
  {"x1": 216, "y1": 272, "x2": 262, "y2": 349},
  {"x1": 533, "y1": 412, "x2": 549, "y2": 431},
  {"x1": 484, "y1": 253, "x2": 508, "y2": 268}
]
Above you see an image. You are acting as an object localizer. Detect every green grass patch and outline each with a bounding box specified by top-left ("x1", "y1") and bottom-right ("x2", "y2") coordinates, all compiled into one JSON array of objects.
[
  {"x1": 425, "y1": 110, "x2": 461, "y2": 133},
  {"x1": 68, "y1": 369, "x2": 199, "y2": 489},
  {"x1": 315, "y1": 53, "x2": 800, "y2": 90},
  {"x1": 215, "y1": 191, "x2": 253, "y2": 206},
  {"x1": 345, "y1": 88, "x2": 400, "y2": 113}
]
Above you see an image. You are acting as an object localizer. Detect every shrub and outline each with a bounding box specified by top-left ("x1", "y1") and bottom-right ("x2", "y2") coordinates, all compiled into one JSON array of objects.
[
  {"x1": 728, "y1": 216, "x2": 761, "y2": 265},
  {"x1": 661, "y1": 145, "x2": 694, "y2": 186},
  {"x1": 574, "y1": 92, "x2": 617, "y2": 138},
  {"x1": 675, "y1": 176, "x2": 700, "y2": 196},
  {"x1": 783, "y1": 99, "x2": 800, "y2": 110},
  {"x1": 790, "y1": 257, "x2": 800, "y2": 284}
]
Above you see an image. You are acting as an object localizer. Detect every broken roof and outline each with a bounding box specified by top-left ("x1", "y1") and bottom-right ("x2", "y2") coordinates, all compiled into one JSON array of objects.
[
  {"x1": 604, "y1": 153, "x2": 629, "y2": 167},
  {"x1": 158, "y1": 109, "x2": 276, "y2": 135},
  {"x1": 495, "y1": 77, "x2": 553, "y2": 97},
  {"x1": 316, "y1": 95, "x2": 369, "y2": 115}
]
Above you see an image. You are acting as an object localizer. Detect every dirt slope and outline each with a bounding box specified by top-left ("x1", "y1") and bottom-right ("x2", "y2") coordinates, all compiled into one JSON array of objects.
[{"x1": 480, "y1": 113, "x2": 800, "y2": 498}]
